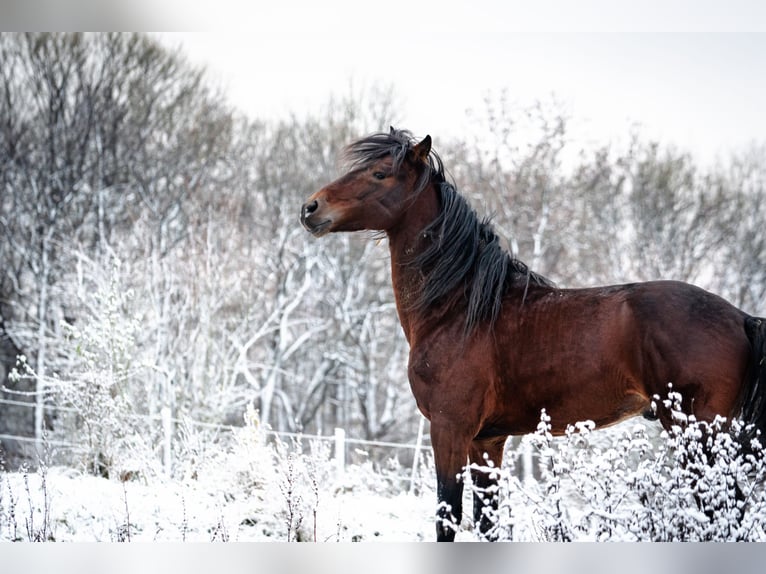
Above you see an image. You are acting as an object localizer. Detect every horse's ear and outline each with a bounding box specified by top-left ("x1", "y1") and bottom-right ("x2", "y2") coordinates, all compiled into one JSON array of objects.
[
  {"x1": 413, "y1": 135, "x2": 431, "y2": 163},
  {"x1": 389, "y1": 125, "x2": 396, "y2": 134}
]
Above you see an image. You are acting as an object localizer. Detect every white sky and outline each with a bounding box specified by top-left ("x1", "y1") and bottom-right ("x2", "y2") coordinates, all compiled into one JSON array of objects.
[{"x1": 155, "y1": 2, "x2": 766, "y2": 165}]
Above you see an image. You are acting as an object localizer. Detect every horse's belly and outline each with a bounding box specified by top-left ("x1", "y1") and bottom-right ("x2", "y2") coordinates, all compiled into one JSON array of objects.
[{"x1": 490, "y1": 371, "x2": 651, "y2": 436}]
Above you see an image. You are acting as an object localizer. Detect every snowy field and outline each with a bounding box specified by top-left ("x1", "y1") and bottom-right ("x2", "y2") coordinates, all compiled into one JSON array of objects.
[
  {"x1": 3, "y1": 408, "x2": 766, "y2": 543},
  {"x1": 0, "y1": 417, "x2": 439, "y2": 542},
  {"x1": 0, "y1": 466, "x2": 437, "y2": 542}
]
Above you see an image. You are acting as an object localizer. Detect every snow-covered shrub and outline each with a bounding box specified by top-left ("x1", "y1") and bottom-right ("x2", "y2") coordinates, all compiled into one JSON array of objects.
[
  {"x1": 469, "y1": 393, "x2": 766, "y2": 541},
  {"x1": 226, "y1": 405, "x2": 339, "y2": 541},
  {"x1": 49, "y1": 261, "x2": 154, "y2": 478}
]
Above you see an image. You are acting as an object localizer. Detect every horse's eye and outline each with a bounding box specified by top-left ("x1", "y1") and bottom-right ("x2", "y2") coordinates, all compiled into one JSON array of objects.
[{"x1": 373, "y1": 172, "x2": 386, "y2": 180}]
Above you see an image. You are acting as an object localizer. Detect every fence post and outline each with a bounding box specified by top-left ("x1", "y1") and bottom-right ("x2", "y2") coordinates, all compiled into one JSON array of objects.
[
  {"x1": 409, "y1": 415, "x2": 425, "y2": 494},
  {"x1": 522, "y1": 440, "x2": 533, "y2": 484},
  {"x1": 334, "y1": 427, "x2": 345, "y2": 480}
]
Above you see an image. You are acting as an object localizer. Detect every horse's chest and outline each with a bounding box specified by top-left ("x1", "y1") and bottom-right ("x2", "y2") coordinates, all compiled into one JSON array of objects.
[
  {"x1": 407, "y1": 349, "x2": 439, "y2": 389},
  {"x1": 406, "y1": 333, "x2": 494, "y2": 412}
]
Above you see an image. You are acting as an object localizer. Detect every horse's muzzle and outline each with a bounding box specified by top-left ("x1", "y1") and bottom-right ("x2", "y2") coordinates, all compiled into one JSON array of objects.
[{"x1": 300, "y1": 199, "x2": 330, "y2": 237}]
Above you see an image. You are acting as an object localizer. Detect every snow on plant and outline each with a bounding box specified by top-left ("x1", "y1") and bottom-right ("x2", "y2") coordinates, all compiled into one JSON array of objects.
[
  {"x1": 469, "y1": 390, "x2": 766, "y2": 541},
  {"x1": 0, "y1": 461, "x2": 54, "y2": 541},
  {"x1": 6, "y1": 385, "x2": 763, "y2": 542},
  {"x1": 227, "y1": 407, "x2": 435, "y2": 541},
  {"x1": 52, "y1": 259, "x2": 149, "y2": 477},
  {"x1": 222, "y1": 404, "x2": 336, "y2": 541},
  {"x1": 271, "y1": 429, "x2": 336, "y2": 541},
  {"x1": 5, "y1": 256, "x2": 154, "y2": 478}
]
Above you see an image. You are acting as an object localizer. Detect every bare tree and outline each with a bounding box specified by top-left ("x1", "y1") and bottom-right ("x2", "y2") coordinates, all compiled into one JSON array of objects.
[
  {"x1": 0, "y1": 32, "x2": 233, "y2": 465},
  {"x1": 624, "y1": 142, "x2": 733, "y2": 284},
  {"x1": 713, "y1": 145, "x2": 766, "y2": 312}
]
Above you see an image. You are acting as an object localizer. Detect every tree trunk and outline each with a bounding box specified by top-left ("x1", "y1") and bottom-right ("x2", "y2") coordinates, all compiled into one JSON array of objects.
[{"x1": 34, "y1": 233, "x2": 51, "y2": 454}]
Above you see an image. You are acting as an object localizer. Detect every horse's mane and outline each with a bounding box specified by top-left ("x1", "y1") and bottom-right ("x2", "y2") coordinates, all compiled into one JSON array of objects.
[
  {"x1": 343, "y1": 128, "x2": 444, "y2": 198},
  {"x1": 414, "y1": 183, "x2": 554, "y2": 332},
  {"x1": 346, "y1": 128, "x2": 555, "y2": 332}
]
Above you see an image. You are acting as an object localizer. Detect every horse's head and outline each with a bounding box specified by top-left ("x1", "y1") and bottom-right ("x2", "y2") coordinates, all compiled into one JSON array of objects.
[{"x1": 300, "y1": 130, "x2": 433, "y2": 237}]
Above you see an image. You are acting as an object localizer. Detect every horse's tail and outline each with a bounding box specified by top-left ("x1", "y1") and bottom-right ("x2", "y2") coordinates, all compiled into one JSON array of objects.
[{"x1": 741, "y1": 316, "x2": 766, "y2": 445}]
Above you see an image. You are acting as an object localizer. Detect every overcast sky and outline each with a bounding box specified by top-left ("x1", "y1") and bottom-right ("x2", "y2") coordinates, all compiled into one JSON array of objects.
[
  {"x1": 8, "y1": 0, "x2": 760, "y2": 166},
  {"x1": 150, "y1": 0, "x2": 765, "y2": 166},
  {"x1": 158, "y1": 26, "x2": 766, "y2": 165}
]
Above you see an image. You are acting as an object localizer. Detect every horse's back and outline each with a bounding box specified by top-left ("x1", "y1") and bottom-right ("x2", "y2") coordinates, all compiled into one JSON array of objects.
[{"x1": 491, "y1": 280, "x2": 751, "y2": 431}]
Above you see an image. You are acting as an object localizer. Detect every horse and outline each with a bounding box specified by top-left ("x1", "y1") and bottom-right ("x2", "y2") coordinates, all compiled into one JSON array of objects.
[{"x1": 300, "y1": 127, "x2": 766, "y2": 541}]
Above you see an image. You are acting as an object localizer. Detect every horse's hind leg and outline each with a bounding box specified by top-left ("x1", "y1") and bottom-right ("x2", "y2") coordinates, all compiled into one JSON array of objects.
[{"x1": 469, "y1": 438, "x2": 506, "y2": 540}]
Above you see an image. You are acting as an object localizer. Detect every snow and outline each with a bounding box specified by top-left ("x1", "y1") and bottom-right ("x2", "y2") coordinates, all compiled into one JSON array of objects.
[
  {"x1": 3, "y1": 414, "x2": 766, "y2": 542},
  {"x1": 0, "y1": 467, "x2": 435, "y2": 542}
]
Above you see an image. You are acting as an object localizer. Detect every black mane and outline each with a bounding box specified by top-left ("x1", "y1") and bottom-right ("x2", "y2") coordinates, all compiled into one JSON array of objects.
[
  {"x1": 343, "y1": 128, "x2": 443, "y2": 198},
  {"x1": 413, "y1": 182, "x2": 554, "y2": 332},
  {"x1": 347, "y1": 128, "x2": 554, "y2": 332}
]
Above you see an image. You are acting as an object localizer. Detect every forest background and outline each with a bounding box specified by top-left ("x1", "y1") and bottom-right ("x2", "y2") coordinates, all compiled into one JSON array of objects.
[{"x1": 1, "y1": 32, "x2": 765, "y2": 481}]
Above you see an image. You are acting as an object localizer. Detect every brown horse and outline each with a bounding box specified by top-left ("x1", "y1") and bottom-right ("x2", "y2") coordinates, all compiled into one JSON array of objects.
[{"x1": 300, "y1": 128, "x2": 766, "y2": 541}]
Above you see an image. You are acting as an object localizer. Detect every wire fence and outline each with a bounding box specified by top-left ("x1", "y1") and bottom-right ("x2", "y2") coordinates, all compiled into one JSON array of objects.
[
  {"x1": 0, "y1": 396, "x2": 542, "y2": 492},
  {"x1": 0, "y1": 396, "x2": 434, "y2": 489}
]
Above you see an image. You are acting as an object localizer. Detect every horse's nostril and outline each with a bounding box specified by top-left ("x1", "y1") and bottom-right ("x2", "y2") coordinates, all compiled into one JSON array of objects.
[
  {"x1": 300, "y1": 199, "x2": 321, "y2": 230},
  {"x1": 304, "y1": 200, "x2": 318, "y2": 216}
]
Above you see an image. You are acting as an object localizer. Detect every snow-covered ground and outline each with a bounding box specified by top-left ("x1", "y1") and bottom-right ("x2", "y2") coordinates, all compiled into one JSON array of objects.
[
  {"x1": 0, "y1": 466, "x2": 437, "y2": 542},
  {"x1": 3, "y1": 412, "x2": 766, "y2": 542},
  {"x1": 0, "y1": 410, "x2": 444, "y2": 543}
]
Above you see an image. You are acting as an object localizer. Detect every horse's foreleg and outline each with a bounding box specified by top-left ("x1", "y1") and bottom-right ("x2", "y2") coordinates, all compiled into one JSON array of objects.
[
  {"x1": 430, "y1": 422, "x2": 473, "y2": 542},
  {"x1": 469, "y1": 438, "x2": 506, "y2": 540}
]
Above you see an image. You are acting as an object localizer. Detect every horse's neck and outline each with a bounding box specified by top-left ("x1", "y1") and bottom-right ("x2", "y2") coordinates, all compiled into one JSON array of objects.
[{"x1": 386, "y1": 185, "x2": 441, "y2": 343}]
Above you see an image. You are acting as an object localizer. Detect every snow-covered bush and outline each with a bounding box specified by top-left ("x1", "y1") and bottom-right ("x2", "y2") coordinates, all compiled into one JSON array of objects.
[
  {"x1": 4, "y1": 386, "x2": 766, "y2": 541},
  {"x1": 469, "y1": 392, "x2": 766, "y2": 541},
  {"x1": 25, "y1": 258, "x2": 163, "y2": 480}
]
